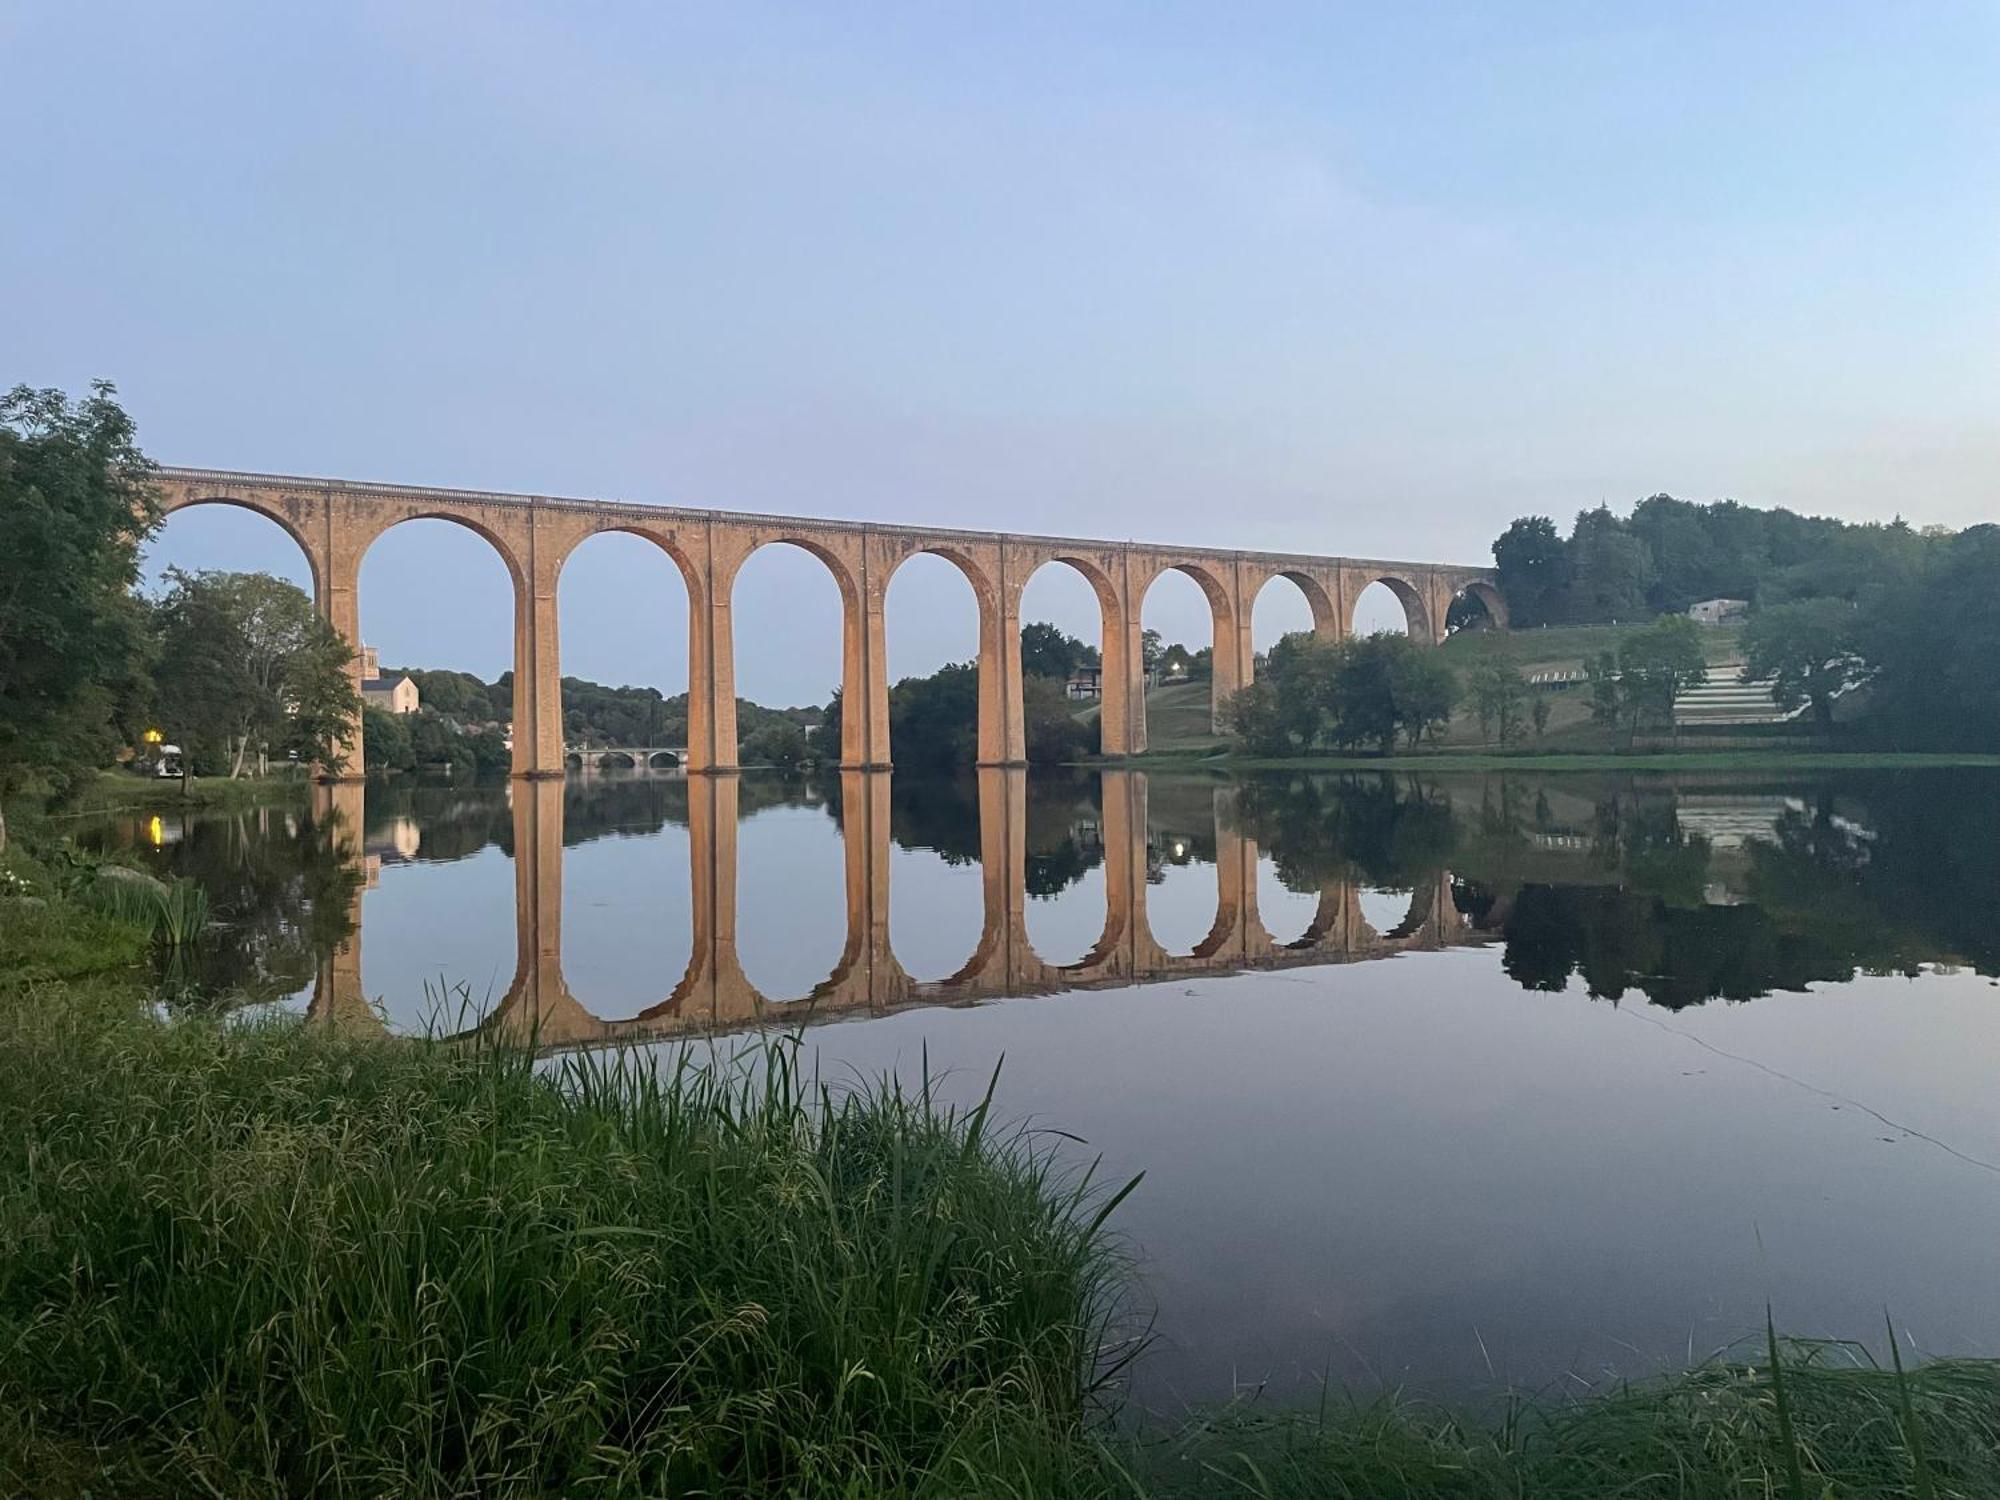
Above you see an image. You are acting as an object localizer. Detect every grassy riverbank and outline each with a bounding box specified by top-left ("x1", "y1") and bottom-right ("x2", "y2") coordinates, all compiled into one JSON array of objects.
[
  {"x1": 69, "y1": 766, "x2": 315, "y2": 812},
  {"x1": 4, "y1": 866, "x2": 1998, "y2": 1497}
]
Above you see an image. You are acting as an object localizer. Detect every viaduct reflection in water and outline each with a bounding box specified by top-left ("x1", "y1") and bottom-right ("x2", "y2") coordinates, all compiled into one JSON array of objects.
[{"x1": 305, "y1": 772, "x2": 1483, "y2": 1046}]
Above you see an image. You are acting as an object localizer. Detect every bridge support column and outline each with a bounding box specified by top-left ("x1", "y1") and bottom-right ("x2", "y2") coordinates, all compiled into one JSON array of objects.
[
  {"x1": 1108, "y1": 563, "x2": 1148, "y2": 756},
  {"x1": 849, "y1": 538, "x2": 894, "y2": 771},
  {"x1": 1424, "y1": 572, "x2": 1455, "y2": 645},
  {"x1": 1210, "y1": 570, "x2": 1254, "y2": 735},
  {"x1": 980, "y1": 567, "x2": 1027, "y2": 766},
  {"x1": 514, "y1": 533, "x2": 567, "y2": 778},
  {"x1": 688, "y1": 537, "x2": 741, "y2": 774},
  {"x1": 318, "y1": 533, "x2": 367, "y2": 780}
]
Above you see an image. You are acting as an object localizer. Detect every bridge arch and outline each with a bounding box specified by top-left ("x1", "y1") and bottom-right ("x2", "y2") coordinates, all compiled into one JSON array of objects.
[
  {"x1": 557, "y1": 521, "x2": 703, "y2": 601},
  {"x1": 1355, "y1": 879, "x2": 1435, "y2": 946},
  {"x1": 1255, "y1": 851, "x2": 1321, "y2": 946},
  {"x1": 355, "y1": 510, "x2": 527, "y2": 592},
  {"x1": 1249, "y1": 570, "x2": 1338, "y2": 683},
  {"x1": 883, "y1": 543, "x2": 999, "y2": 618},
  {"x1": 1252, "y1": 568, "x2": 1337, "y2": 642},
  {"x1": 1136, "y1": 559, "x2": 1237, "y2": 745},
  {"x1": 648, "y1": 749, "x2": 681, "y2": 770},
  {"x1": 881, "y1": 546, "x2": 994, "y2": 769},
  {"x1": 729, "y1": 537, "x2": 856, "y2": 765},
  {"x1": 1351, "y1": 574, "x2": 1430, "y2": 641},
  {"x1": 555, "y1": 528, "x2": 693, "y2": 763},
  {"x1": 1446, "y1": 579, "x2": 1509, "y2": 634},
  {"x1": 157, "y1": 492, "x2": 324, "y2": 598},
  {"x1": 1016, "y1": 552, "x2": 1128, "y2": 756}
]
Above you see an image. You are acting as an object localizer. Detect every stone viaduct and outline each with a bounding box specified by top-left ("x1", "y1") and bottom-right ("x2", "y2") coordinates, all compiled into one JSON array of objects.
[
  {"x1": 306, "y1": 770, "x2": 1491, "y2": 1046},
  {"x1": 155, "y1": 467, "x2": 1505, "y2": 776}
]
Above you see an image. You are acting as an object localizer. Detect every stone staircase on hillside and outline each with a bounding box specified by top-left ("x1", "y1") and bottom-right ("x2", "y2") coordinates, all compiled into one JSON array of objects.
[{"x1": 1673, "y1": 661, "x2": 1799, "y2": 727}]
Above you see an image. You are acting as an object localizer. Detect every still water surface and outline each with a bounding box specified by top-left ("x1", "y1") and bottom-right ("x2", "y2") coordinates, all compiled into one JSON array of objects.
[{"x1": 88, "y1": 767, "x2": 2000, "y2": 1408}]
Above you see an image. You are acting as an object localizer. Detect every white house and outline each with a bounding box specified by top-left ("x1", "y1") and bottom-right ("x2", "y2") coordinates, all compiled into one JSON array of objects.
[{"x1": 1687, "y1": 598, "x2": 1749, "y2": 626}]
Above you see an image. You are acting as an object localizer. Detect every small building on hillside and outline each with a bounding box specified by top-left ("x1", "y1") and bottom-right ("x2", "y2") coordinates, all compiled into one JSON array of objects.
[
  {"x1": 1065, "y1": 666, "x2": 1102, "y2": 700},
  {"x1": 359, "y1": 645, "x2": 421, "y2": 714},
  {"x1": 1687, "y1": 598, "x2": 1749, "y2": 626}
]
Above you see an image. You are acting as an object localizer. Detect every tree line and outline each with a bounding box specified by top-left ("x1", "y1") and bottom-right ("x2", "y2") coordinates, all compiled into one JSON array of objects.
[
  {"x1": 1491, "y1": 496, "x2": 2000, "y2": 749},
  {"x1": 1490, "y1": 495, "x2": 1936, "y2": 627}
]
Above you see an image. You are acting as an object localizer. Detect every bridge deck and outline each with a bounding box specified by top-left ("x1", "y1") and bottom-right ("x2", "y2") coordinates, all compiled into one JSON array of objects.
[{"x1": 155, "y1": 464, "x2": 1487, "y2": 578}]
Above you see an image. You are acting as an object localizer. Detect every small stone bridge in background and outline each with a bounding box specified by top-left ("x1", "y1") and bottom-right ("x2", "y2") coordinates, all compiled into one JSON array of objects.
[{"x1": 566, "y1": 745, "x2": 686, "y2": 771}]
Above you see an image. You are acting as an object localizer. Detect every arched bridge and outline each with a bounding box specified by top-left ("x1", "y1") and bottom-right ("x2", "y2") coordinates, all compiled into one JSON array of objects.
[
  {"x1": 566, "y1": 745, "x2": 685, "y2": 771},
  {"x1": 155, "y1": 467, "x2": 1505, "y2": 777}
]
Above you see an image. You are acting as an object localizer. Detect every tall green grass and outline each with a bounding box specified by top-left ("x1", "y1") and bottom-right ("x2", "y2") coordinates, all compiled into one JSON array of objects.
[
  {"x1": 79, "y1": 868, "x2": 210, "y2": 947},
  {"x1": 0, "y1": 986, "x2": 1131, "y2": 1497},
  {"x1": 1095, "y1": 1339, "x2": 2000, "y2": 1500}
]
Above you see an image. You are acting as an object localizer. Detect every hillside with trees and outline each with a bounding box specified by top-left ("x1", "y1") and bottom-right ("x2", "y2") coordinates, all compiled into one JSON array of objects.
[
  {"x1": 1484, "y1": 498, "x2": 1997, "y2": 752},
  {"x1": 1490, "y1": 496, "x2": 1934, "y2": 628}
]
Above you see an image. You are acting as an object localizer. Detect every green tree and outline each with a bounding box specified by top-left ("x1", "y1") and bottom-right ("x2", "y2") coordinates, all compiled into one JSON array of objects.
[
  {"x1": 1586, "y1": 650, "x2": 1623, "y2": 730},
  {"x1": 1563, "y1": 506, "x2": 1653, "y2": 623},
  {"x1": 1225, "y1": 680, "x2": 1293, "y2": 756},
  {"x1": 818, "y1": 687, "x2": 844, "y2": 761},
  {"x1": 740, "y1": 718, "x2": 808, "y2": 769},
  {"x1": 1629, "y1": 494, "x2": 1729, "y2": 613},
  {"x1": 1742, "y1": 598, "x2": 1863, "y2": 729},
  {"x1": 1492, "y1": 515, "x2": 1570, "y2": 627},
  {"x1": 1023, "y1": 675, "x2": 1095, "y2": 763},
  {"x1": 1327, "y1": 636, "x2": 1410, "y2": 754},
  {"x1": 0, "y1": 381, "x2": 159, "y2": 849},
  {"x1": 1469, "y1": 661, "x2": 1529, "y2": 745},
  {"x1": 1857, "y1": 524, "x2": 2000, "y2": 750},
  {"x1": 1387, "y1": 642, "x2": 1459, "y2": 749},
  {"x1": 1582, "y1": 618, "x2": 1707, "y2": 738},
  {"x1": 151, "y1": 570, "x2": 359, "y2": 776},
  {"x1": 361, "y1": 706, "x2": 415, "y2": 776},
  {"x1": 1018, "y1": 622, "x2": 1095, "y2": 682},
  {"x1": 1269, "y1": 633, "x2": 1340, "y2": 745},
  {"x1": 1616, "y1": 615, "x2": 1707, "y2": 732},
  {"x1": 888, "y1": 662, "x2": 980, "y2": 770},
  {"x1": 1141, "y1": 628, "x2": 1163, "y2": 674}
]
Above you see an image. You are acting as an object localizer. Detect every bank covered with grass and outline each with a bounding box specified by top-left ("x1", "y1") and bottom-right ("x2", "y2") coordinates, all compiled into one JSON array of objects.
[{"x1": 3, "y1": 859, "x2": 1999, "y2": 1497}]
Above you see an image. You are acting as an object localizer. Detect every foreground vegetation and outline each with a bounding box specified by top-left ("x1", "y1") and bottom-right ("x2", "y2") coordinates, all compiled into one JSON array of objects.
[
  {"x1": 3, "y1": 855, "x2": 1998, "y2": 1498},
  {"x1": 0, "y1": 862, "x2": 1130, "y2": 1497}
]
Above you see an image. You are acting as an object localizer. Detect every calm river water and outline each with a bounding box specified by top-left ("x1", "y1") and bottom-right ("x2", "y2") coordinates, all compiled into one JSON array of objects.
[{"x1": 86, "y1": 766, "x2": 2000, "y2": 1410}]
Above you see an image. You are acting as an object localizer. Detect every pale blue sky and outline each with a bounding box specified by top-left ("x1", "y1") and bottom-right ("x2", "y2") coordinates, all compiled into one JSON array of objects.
[{"x1": 6, "y1": 3, "x2": 1994, "y2": 703}]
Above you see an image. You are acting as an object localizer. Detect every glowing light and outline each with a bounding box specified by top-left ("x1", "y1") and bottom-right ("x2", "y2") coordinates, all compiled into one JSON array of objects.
[
  {"x1": 146, "y1": 815, "x2": 164, "y2": 847},
  {"x1": 142, "y1": 728, "x2": 164, "y2": 745}
]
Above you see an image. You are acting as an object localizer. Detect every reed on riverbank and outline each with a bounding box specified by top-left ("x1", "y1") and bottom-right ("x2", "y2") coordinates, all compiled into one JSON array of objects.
[
  {"x1": 0, "y1": 957, "x2": 1131, "y2": 1496},
  {"x1": 3, "y1": 865, "x2": 1998, "y2": 1498}
]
